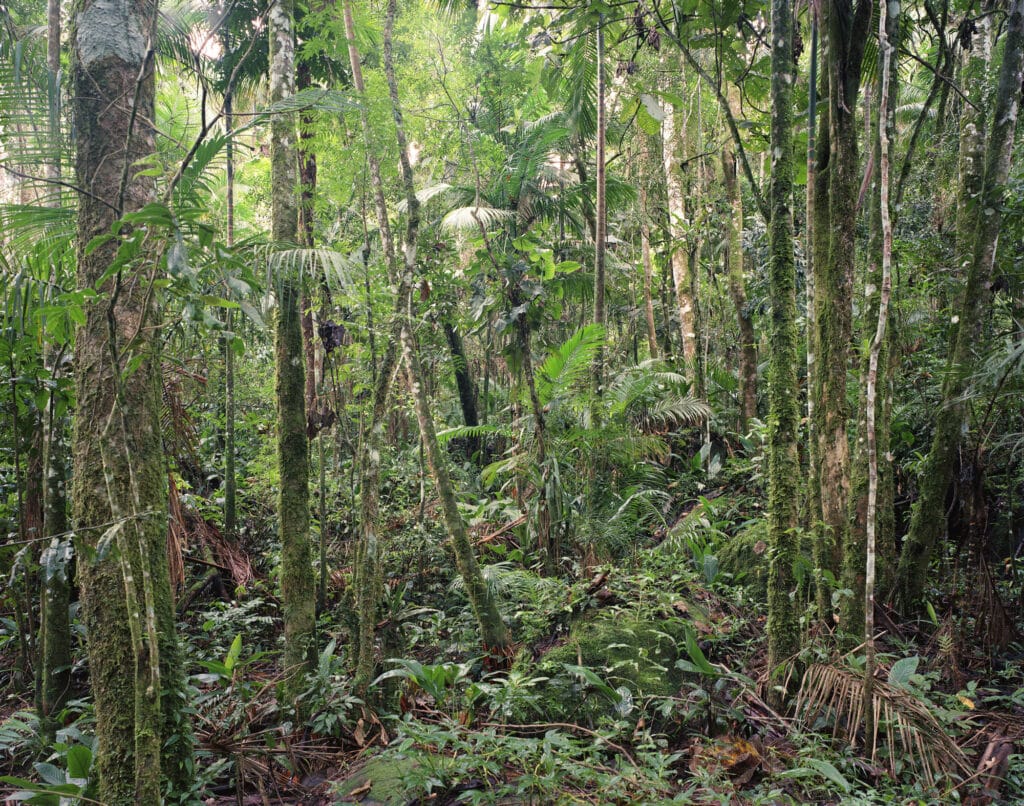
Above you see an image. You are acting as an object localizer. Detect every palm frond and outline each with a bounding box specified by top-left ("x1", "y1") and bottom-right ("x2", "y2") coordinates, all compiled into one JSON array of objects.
[
  {"x1": 267, "y1": 247, "x2": 357, "y2": 289},
  {"x1": 794, "y1": 662, "x2": 972, "y2": 787},
  {"x1": 436, "y1": 423, "x2": 509, "y2": 446},
  {"x1": 535, "y1": 323, "x2": 605, "y2": 407},
  {"x1": 441, "y1": 205, "x2": 514, "y2": 232}
]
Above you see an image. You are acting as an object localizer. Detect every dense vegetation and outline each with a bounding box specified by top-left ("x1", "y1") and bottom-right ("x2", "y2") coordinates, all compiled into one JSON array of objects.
[{"x1": 2, "y1": 0, "x2": 1024, "y2": 802}]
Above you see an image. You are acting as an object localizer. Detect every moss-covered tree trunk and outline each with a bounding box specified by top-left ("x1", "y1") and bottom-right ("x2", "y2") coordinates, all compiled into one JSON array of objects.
[
  {"x1": 270, "y1": 0, "x2": 315, "y2": 697},
  {"x1": 40, "y1": 369, "x2": 71, "y2": 744},
  {"x1": 765, "y1": 0, "x2": 801, "y2": 694},
  {"x1": 71, "y1": 0, "x2": 193, "y2": 797},
  {"x1": 898, "y1": 0, "x2": 1024, "y2": 609},
  {"x1": 809, "y1": 0, "x2": 872, "y2": 616}
]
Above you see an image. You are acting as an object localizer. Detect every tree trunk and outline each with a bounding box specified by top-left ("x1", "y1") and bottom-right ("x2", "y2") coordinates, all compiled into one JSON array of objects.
[
  {"x1": 862, "y1": 0, "x2": 895, "y2": 746},
  {"x1": 71, "y1": 0, "x2": 193, "y2": 796},
  {"x1": 660, "y1": 59, "x2": 697, "y2": 364},
  {"x1": 270, "y1": 0, "x2": 315, "y2": 697},
  {"x1": 224, "y1": 92, "x2": 237, "y2": 540},
  {"x1": 898, "y1": 0, "x2": 1024, "y2": 609},
  {"x1": 592, "y1": 18, "x2": 606, "y2": 400},
  {"x1": 810, "y1": 0, "x2": 872, "y2": 611},
  {"x1": 721, "y1": 144, "x2": 757, "y2": 432},
  {"x1": 39, "y1": 0, "x2": 72, "y2": 743},
  {"x1": 843, "y1": 2, "x2": 898, "y2": 636},
  {"x1": 382, "y1": 0, "x2": 510, "y2": 657},
  {"x1": 443, "y1": 321, "x2": 480, "y2": 458},
  {"x1": 638, "y1": 176, "x2": 659, "y2": 359},
  {"x1": 765, "y1": 0, "x2": 801, "y2": 697}
]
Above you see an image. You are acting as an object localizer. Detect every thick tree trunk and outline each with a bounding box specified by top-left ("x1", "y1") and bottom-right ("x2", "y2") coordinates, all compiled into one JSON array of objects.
[
  {"x1": 71, "y1": 0, "x2": 193, "y2": 797},
  {"x1": 898, "y1": 0, "x2": 1024, "y2": 609},
  {"x1": 810, "y1": 0, "x2": 872, "y2": 614},
  {"x1": 270, "y1": 0, "x2": 315, "y2": 697},
  {"x1": 765, "y1": 0, "x2": 801, "y2": 696}
]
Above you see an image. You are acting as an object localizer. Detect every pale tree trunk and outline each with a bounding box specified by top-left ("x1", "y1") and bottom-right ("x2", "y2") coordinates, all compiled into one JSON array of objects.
[
  {"x1": 270, "y1": 0, "x2": 315, "y2": 698},
  {"x1": 765, "y1": 0, "x2": 801, "y2": 699},
  {"x1": 863, "y1": 0, "x2": 895, "y2": 746},
  {"x1": 71, "y1": 0, "x2": 193, "y2": 798},
  {"x1": 660, "y1": 58, "x2": 697, "y2": 364},
  {"x1": 638, "y1": 175, "x2": 659, "y2": 359},
  {"x1": 898, "y1": 0, "x2": 1024, "y2": 609},
  {"x1": 843, "y1": 0, "x2": 898, "y2": 636}
]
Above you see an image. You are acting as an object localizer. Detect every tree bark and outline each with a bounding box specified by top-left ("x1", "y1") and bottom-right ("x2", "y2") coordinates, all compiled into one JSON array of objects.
[
  {"x1": 765, "y1": 0, "x2": 801, "y2": 697},
  {"x1": 270, "y1": 0, "x2": 316, "y2": 697},
  {"x1": 810, "y1": 0, "x2": 872, "y2": 610},
  {"x1": 71, "y1": 0, "x2": 193, "y2": 796},
  {"x1": 592, "y1": 18, "x2": 606, "y2": 400}
]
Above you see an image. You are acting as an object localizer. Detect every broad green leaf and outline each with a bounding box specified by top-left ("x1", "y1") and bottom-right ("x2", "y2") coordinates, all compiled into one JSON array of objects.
[
  {"x1": 888, "y1": 655, "x2": 920, "y2": 689},
  {"x1": 65, "y1": 744, "x2": 91, "y2": 780}
]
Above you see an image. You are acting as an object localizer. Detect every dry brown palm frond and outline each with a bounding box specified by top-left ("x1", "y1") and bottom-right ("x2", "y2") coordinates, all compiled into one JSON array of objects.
[
  {"x1": 794, "y1": 662, "x2": 973, "y2": 787},
  {"x1": 167, "y1": 473, "x2": 187, "y2": 593}
]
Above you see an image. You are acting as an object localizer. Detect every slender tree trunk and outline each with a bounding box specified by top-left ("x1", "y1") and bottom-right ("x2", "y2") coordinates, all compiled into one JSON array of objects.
[
  {"x1": 40, "y1": 376, "x2": 71, "y2": 744},
  {"x1": 592, "y1": 18, "x2": 606, "y2": 400},
  {"x1": 39, "y1": 0, "x2": 72, "y2": 743},
  {"x1": 843, "y1": 0, "x2": 898, "y2": 635},
  {"x1": 443, "y1": 321, "x2": 480, "y2": 458},
  {"x1": 863, "y1": 0, "x2": 895, "y2": 750},
  {"x1": 722, "y1": 143, "x2": 757, "y2": 431},
  {"x1": 638, "y1": 176, "x2": 659, "y2": 359},
  {"x1": 765, "y1": 0, "x2": 801, "y2": 697},
  {"x1": 660, "y1": 60, "x2": 697, "y2": 364},
  {"x1": 381, "y1": 0, "x2": 510, "y2": 657},
  {"x1": 270, "y1": 0, "x2": 315, "y2": 697},
  {"x1": 898, "y1": 0, "x2": 1024, "y2": 609},
  {"x1": 71, "y1": 0, "x2": 193, "y2": 796},
  {"x1": 224, "y1": 92, "x2": 237, "y2": 540}
]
